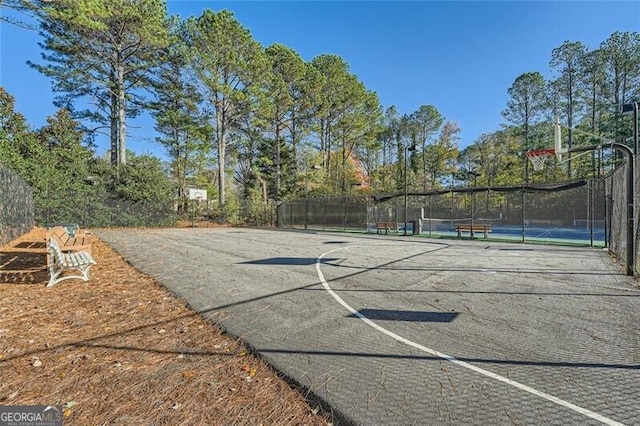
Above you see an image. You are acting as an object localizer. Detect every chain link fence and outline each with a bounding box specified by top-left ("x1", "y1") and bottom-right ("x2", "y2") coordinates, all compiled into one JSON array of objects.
[
  {"x1": 279, "y1": 161, "x2": 640, "y2": 274},
  {"x1": 606, "y1": 155, "x2": 640, "y2": 275},
  {"x1": 0, "y1": 163, "x2": 34, "y2": 247},
  {"x1": 278, "y1": 180, "x2": 608, "y2": 246}
]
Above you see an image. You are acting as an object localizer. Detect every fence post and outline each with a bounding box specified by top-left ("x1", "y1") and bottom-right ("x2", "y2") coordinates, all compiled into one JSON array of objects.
[
  {"x1": 343, "y1": 196, "x2": 347, "y2": 230},
  {"x1": 588, "y1": 180, "x2": 593, "y2": 247},
  {"x1": 322, "y1": 197, "x2": 326, "y2": 230},
  {"x1": 521, "y1": 190, "x2": 525, "y2": 243},
  {"x1": 428, "y1": 195, "x2": 432, "y2": 237}
]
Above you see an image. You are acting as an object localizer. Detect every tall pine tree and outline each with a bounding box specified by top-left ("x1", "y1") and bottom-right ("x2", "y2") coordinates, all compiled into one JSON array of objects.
[{"x1": 29, "y1": 0, "x2": 169, "y2": 166}]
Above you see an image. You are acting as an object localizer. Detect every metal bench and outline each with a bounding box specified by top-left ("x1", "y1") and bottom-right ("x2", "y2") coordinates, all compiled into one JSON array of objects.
[
  {"x1": 375, "y1": 222, "x2": 398, "y2": 234},
  {"x1": 455, "y1": 223, "x2": 492, "y2": 239},
  {"x1": 46, "y1": 237, "x2": 96, "y2": 288}
]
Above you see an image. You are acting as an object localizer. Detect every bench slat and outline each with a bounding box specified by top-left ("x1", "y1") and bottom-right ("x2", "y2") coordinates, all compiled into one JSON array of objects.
[{"x1": 47, "y1": 226, "x2": 93, "y2": 255}]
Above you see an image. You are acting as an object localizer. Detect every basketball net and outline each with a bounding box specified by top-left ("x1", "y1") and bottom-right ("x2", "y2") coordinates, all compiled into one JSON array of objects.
[{"x1": 526, "y1": 148, "x2": 555, "y2": 171}]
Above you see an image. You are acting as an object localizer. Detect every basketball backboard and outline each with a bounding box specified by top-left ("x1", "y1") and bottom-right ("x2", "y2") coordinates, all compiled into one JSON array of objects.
[{"x1": 188, "y1": 188, "x2": 207, "y2": 201}]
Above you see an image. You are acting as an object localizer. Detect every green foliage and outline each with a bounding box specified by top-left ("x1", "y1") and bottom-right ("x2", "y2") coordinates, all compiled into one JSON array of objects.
[
  {"x1": 460, "y1": 130, "x2": 523, "y2": 187},
  {"x1": 0, "y1": 88, "x2": 175, "y2": 227},
  {"x1": 183, "y1": 9, "x2": 268, "y2": 210},
  {"x1": 150, "y1": 18, "x2": 211, "y2": 212},
  {"x1": 236, "y1": 186, "x2": 275, "y2": 226},
  {"x1": 502, "y1": 72, "x2": 548, "y2": 152},
  {"x1": 31, "y1": 0, "x2": 170, "y2": 165},
  {"x1": 114, "y1": 154, "x2": 175, "y2": 204},
  {"x1": 0, "y1": 87, "x2": 35, "y2": 173},
  {"x1": 260, "y1": 43, "x2": 321, "y2": 199},
  {"x1": 422, "y1": 121, "x2": 460, "y2": 189},
  {"x1": 597, "y1": 31, "x2": 640, "y2": 145},
  {"x1": 311, "y1": 54, "x2": 382, "y2": 194}
]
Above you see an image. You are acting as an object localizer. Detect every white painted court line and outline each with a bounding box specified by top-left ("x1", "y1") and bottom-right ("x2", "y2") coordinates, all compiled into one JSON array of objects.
[{"x1": 316, "y1": 246, "x2": 624, "y2": 426}]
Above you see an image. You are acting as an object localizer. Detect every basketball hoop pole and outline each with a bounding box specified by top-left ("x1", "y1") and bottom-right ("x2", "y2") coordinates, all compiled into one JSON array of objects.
[{"x1": 555, "y1": 122, "x2": 635, "y2": 276}]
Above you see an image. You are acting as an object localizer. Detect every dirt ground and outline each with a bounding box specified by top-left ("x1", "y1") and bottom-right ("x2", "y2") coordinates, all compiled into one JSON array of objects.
[{"x1": 0, "y1": 228, "x2": 332, "y2": 425}]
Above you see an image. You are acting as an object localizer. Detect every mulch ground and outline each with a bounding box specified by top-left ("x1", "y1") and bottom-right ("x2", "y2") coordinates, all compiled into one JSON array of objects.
[{"x1": 0, "y1": 228, "x2": 332, "y2": 425}]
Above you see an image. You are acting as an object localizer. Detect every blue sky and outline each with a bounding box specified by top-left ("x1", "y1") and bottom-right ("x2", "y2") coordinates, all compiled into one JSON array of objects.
[{"x1": 1, "y1": 1, "x2": 639, "y2": 159}]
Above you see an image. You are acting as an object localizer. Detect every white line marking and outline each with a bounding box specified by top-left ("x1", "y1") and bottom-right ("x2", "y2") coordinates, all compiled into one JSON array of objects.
[{"x1": 316, "y1": 247, "x2": 624, "y2": 426}]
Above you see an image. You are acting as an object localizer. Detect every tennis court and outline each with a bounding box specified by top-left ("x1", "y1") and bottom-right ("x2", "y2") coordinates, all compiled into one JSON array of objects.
[
  {"x1": 98, "y1": 227, "x2": 640, "y2": 425},
  {"x1": 366, "y1": 218, "x2": 607, "y2": 246}
]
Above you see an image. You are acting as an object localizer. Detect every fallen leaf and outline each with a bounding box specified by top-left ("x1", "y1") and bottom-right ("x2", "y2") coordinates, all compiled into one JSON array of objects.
[{"x1": 241, "y1": 365, "x2": 257, "y2": 378}]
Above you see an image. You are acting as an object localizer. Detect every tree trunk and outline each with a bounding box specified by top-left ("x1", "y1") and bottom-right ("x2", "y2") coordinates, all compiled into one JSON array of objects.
[
  {"x1": 422, "y1": 140, "x2": 427, "y2": 191},
  {"x1": 118, "y1": 62, "x2": 126, "y2": 165},
  {"x1": 275, "y1": 121, "x2": 281, "y2": 200},
  {"x1": 290, "y1": 110, "x2": 297, "y2": 167},
  {"x1": 110, "y1": 86, "x2": 118, "y2": 165},
  {"x1": 217, "y1": 106, "x2": 226, "y2": 210},
  {"x1": 567, "y1": 71, "x2": 573, "y2": 178}
]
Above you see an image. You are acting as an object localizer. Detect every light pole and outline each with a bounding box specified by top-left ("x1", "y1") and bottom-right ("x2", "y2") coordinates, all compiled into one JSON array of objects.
[
  {"x1": 468, "y1": 170, "x2": 480, "y2": 237},
  {"x1": 304, "y1": 168, "x2": 309, "y2": 230},
  {"x1": 622, "y1": 102, "x2": 638, "y2": 154},
  {"x1": 404, "y1": 143, "x2": 417, "y2": 235},
  {"x1": 304, "y1": 164, "x2": 321, "y2": 230}
]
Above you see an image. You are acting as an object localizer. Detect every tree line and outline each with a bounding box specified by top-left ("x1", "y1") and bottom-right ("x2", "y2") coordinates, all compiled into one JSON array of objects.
[{"x1": 1, "y1": 0, "x2": 638, "y2": 224}]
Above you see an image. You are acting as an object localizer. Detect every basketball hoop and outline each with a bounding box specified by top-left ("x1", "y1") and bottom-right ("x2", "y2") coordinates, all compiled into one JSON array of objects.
[{"x1": 526, "y1": 148, "x2": 555, "y2": 171}]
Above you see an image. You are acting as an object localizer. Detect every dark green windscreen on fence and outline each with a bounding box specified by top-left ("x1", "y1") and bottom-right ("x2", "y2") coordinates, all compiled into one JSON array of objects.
[
  {"x1": 0, "y1": 163, "x2": 34, "y2": 246},
  {"x1": 278, "y1": 180, "x2": 608, "y2": 247}
]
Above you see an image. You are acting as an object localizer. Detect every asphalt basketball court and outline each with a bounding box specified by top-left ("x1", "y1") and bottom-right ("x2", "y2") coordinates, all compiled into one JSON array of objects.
[{"x1": 97, "y1": 227, "x2": 640, "y2": 425}]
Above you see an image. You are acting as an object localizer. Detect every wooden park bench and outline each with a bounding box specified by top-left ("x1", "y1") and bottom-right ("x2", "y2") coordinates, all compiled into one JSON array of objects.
[
  {"x1": 455, "y1": 223, "x2": 492, "y2": 239},
  {"x1": 375, "y1": 221, "x2": 398, "y2": 234},
  {"x1": 47, "y1": 226, "x2": 93, "y2": 255},
  {"x1": 46, "y1": 237, "x2": 96, "y2": 288}
]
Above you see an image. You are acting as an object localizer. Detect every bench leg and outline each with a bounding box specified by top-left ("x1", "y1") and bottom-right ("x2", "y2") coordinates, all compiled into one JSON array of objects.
[
  {"x1": 47, "y1": 270, "x2": 62, "y2": 288},
  {"x1": 47, "y1": 264, "x2": 94, "y2": 288}
]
